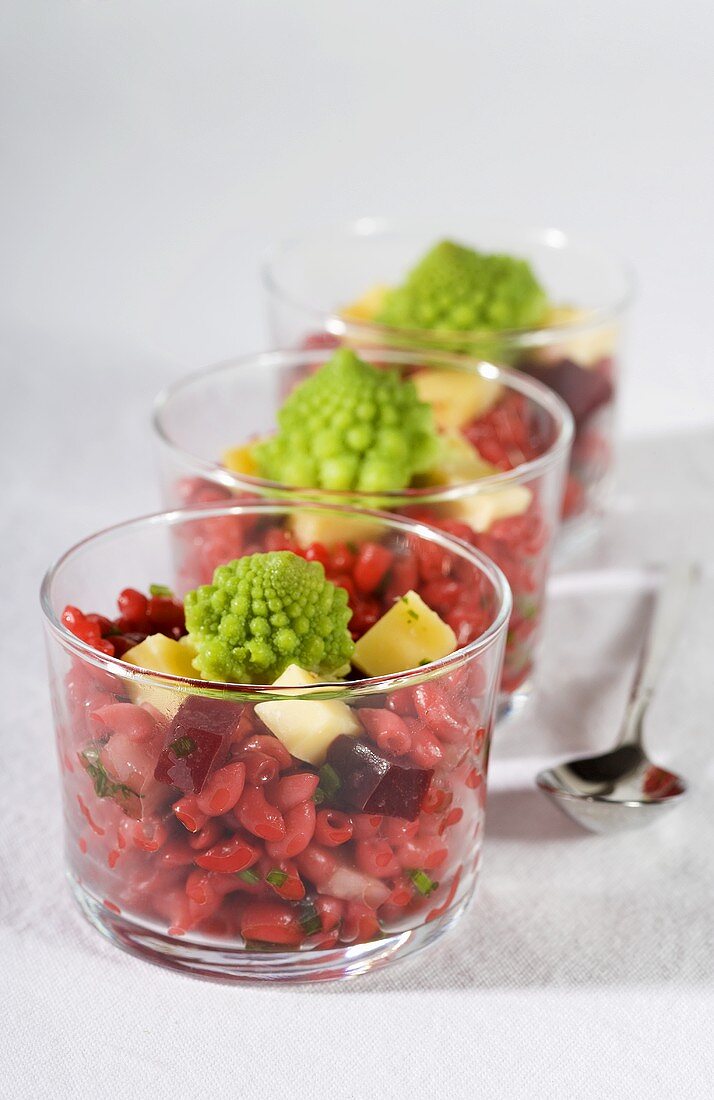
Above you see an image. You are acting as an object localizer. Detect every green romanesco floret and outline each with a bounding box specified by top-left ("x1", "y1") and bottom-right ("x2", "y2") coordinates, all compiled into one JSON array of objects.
[
  {"x1": 376, "y1": 240, "x2": 549, "y2": 333},
  {"x1": 251, "y1": 348, "x2": 439, "y2": 493},
  {"x1": 184, "y1": 551, "x2": 354, "y2": 684}
]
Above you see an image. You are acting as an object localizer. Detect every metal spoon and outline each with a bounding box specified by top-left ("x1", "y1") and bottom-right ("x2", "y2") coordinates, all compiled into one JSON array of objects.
[{"x1": 536, "y1": 561, "x2": 697, "y2": 833}]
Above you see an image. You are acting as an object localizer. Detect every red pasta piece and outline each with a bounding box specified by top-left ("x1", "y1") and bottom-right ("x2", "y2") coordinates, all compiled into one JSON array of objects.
[
  {"x1": 241, "y1": 900, "x2": 304, "y2": 946},
  {"x1": 265, "y1": 799, "x2": 315, "y2": 859},
  {"x1": 194, "y1": 833, "x2": 260, "y2": 874},
  {"x1": 358, "y1": 708, "x2": 412, "y2": 756},
  {"x1": 273, "y1": 772, "x2": 320, "y2": 813},
  {"x1": 196, "y1": 761, "x2": 245, "y2": 817},
  {"x1": 355, "y1": 838, "x2": 400, "y2": 879},
  {"x1": 237, "y1": 785, "x2": 286, "y2": 842},
  {"x1": 314, "y1": 809, "x2": 353, "y2": 848},
  {"x1": 91, "y1": 703, "x2": 158, "y2": 744}
]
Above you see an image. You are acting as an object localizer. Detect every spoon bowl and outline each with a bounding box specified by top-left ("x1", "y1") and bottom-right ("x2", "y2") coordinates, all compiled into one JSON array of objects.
[
  {"x1": 535, "y1": 562, "x2": 696, "y2": 834},
  {"x1": 537, "y1": 744, "x2": 688, "y2": 833}
]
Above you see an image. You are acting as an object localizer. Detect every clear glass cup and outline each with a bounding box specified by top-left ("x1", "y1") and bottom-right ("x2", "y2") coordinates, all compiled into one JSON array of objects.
[
  {"x1": 263, "y1": 217, "x2": 632, "y2": 538},
  {"x1": 41, "y1": 503, "x2": 509, "y2": 982},
  {"x1": 153, "y1": 347, "x2": 572, "y2": 709}
]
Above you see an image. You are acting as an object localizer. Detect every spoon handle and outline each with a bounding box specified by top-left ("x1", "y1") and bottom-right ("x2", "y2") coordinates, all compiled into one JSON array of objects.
[{"x1": 619, "y1": 561, "x2": 699, "y2": 746}]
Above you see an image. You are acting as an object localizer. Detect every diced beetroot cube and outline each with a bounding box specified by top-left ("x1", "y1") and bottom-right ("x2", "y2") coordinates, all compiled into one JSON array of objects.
[
  {"x1": 526, "y1": 358, "x2": 613, "y2": 430},
  {"x1": 154, "y1": 696, "x2": 243, "y2": 794},
  {"x1": 326, "y1": 735, "x2": 433, "y2": 821}
]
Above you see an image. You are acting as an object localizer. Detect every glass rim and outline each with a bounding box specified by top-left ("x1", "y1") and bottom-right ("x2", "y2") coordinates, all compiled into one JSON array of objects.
[
  {"x1": 152, "y1": 346, "x2": 574, "y2": 502},
  {"x1": 40, "y1": 500, "x2": 512, "y2": 701},
  {"x1": 262, "y1": 215, "x2": 636, "y2": 346}
]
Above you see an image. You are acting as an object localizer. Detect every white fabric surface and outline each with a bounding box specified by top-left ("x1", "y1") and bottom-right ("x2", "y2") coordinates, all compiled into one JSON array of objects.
[
  {"x1": 4, "y1": 355, "x2": 714, "y2": 1100},
  {"x1": 3, "y1": 2, "x2": 714, "y2": 1097}
]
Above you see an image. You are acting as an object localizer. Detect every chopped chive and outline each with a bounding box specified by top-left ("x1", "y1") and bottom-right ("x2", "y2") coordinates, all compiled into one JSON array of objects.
[
  {"x1": 418, "y1": 658, "x2": 429, "y2": 667},
  {"x1": 150, "y1": 583, "x2": 174, "y2": 598},
  {"x1": 406, "y1": 609, "x2": 419, "y2": 621},
  {"x1": 313, "y1": 762, "x2": 341, "y2": 805},
  {"x1": 409, "y1": 869, "x2": 438, "y2": 896},
  {"x1": 236, "y1": 868, "x2": 261, "y2": 884},
  {"x1": 266, "y1": 869, "x2": 288, "y2": 888},
  {"x1": 298, "y1": 900, "x2": 322, "y2": 936},
  {"x1": 170, "y1": 735, "x2": 196, "y2": 758},
  {"x1": 80, "y1": 743, "x2": 141, "y2": 804}
]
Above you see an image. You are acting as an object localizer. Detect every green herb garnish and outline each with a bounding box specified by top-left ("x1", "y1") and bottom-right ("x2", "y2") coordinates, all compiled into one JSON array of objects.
[
  {"x1": 409, "y1": 869, "x2": 438, "y2": 897},
  {"x1": 170, "y1": 736, "x2": 196, "y2": 758},
  {"x1": 313, "y1": 762, "x2": 341, "y2": 805},
  {"x1": 150, "y1": 583, "x2": 174, "y2": 598},
  {"x1": 297, "y1": 900, "x2": 322, "y2": 936},
  {"x1": 236, "y1": 868, "x2": 261, "y2": 884},
  {"x1": 266, "y1": 869, "x2": 289, "y2": 888},
  {"x1": 80, "y1": 744, "x2": 141, "y2": 804}
]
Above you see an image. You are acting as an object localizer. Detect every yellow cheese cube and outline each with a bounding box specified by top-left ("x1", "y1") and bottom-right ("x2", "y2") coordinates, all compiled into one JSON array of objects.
[
  {"x1": 341, "y1": 283, "x2": 390, "y2": 322},
  {"x1": 123, "y1": 633, "x2": 198, "y2": 678},
  {"x1": 290, "y1": 509, "x2": 382, "y2": 551},
  {"x1": 412, "y1": 369, "x2": 503, "y2": 430},
  {"x1": 222, "y1": 443, "x2": 259, "y2": 477},
  {"x1": 255, "y1": 664, "x2": 361, "y2": 765},
  {"x1": 421, "y1": 430, "x2": 499, "y2": 486},
  {"x1": 450, "y1": 484, "x2": 532, "y2": 533},
  {"x1": 352, "y1": 591, "x2": 456, "y2": 677},
  {"x1": 537, "y1": 305, "x2": 618, "y2": 368},
  {"x1": 122, "y1": 634, "x2": 199, "y2": 717}
]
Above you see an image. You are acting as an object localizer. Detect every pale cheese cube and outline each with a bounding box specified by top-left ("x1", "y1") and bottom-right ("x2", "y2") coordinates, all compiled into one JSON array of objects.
[
  {"x1": 122, "y1": 634, "x2": 199, "y2": 717},
  {"x1": 341, "y1": 283, "x2": 390, "y2": 322},
  {"x1": 450, "y1": 484, "x2": 532, "y2": 533},
  {"x1": 352, "y1": 591, "x2": 456, "y2": 677},
  {"x1": 536, "y1": 305, "x2": 618, "y2": 368},
  {"x1": 255, "y1": 664, "x2": 361, "y2": 766},
  {"x1": 290, "y1": 509, "x2": 382, "y2": 551},
  {"x1": 412, "y1": 369, "x2": 503, "y2": 430}
]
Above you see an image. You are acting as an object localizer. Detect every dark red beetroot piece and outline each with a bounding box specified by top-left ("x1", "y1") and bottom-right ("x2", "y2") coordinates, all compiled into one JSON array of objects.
[
  {"x1": 526, "y1": 358, "x2": 613, "y2": 431},
  {"x1": 326, "y1": 735, "x2": 433, "y2": 821},
  {"x1": 154, "y1": 696, "x2": 244, "y2": 794}
]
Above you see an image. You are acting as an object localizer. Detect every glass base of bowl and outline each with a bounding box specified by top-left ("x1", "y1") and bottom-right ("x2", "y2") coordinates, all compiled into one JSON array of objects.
[
  {"x1": 70, "y1": 878, "x2": 471, "y2": 984},
  {"x1": 497, "y1": 677, "x2": 532, "y2": 722}
]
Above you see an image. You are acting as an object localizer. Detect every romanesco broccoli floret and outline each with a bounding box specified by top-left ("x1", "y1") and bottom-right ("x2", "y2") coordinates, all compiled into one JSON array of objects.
[
  {"x1": 376, "y1": 240, "x2": 548, "y2": 333},
  {"x1": 184, "y1": 551, "x2": 354, "y2": 683},
  {"x1": 252, "y1": 348, "x2": 439, "y2": 492}
]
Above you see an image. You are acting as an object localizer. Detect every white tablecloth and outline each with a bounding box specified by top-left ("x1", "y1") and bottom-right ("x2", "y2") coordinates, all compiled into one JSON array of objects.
[
  {"x1": 3, "y1": 2, "x2": 714, "y2": 1095},
  {"x1": 3, "y1": 349, "x2": 714, "y2": 1100}
]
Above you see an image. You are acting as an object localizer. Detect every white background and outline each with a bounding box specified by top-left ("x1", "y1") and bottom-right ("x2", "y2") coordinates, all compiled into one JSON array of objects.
[{"x1": 2, "y1": 2, "x2": 713, "y2": 1098}]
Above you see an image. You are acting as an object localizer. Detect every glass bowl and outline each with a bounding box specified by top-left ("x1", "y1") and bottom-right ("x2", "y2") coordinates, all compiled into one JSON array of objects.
[
  {"x1": 41, "y1": 502, "x2": 510, "y2": 983},
  {"x1": 263, "y1": 217, "x2": 632, "y2": 538},
  {"x1": 153, "y1": 347, "x2": 572, "y2": 709}
]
